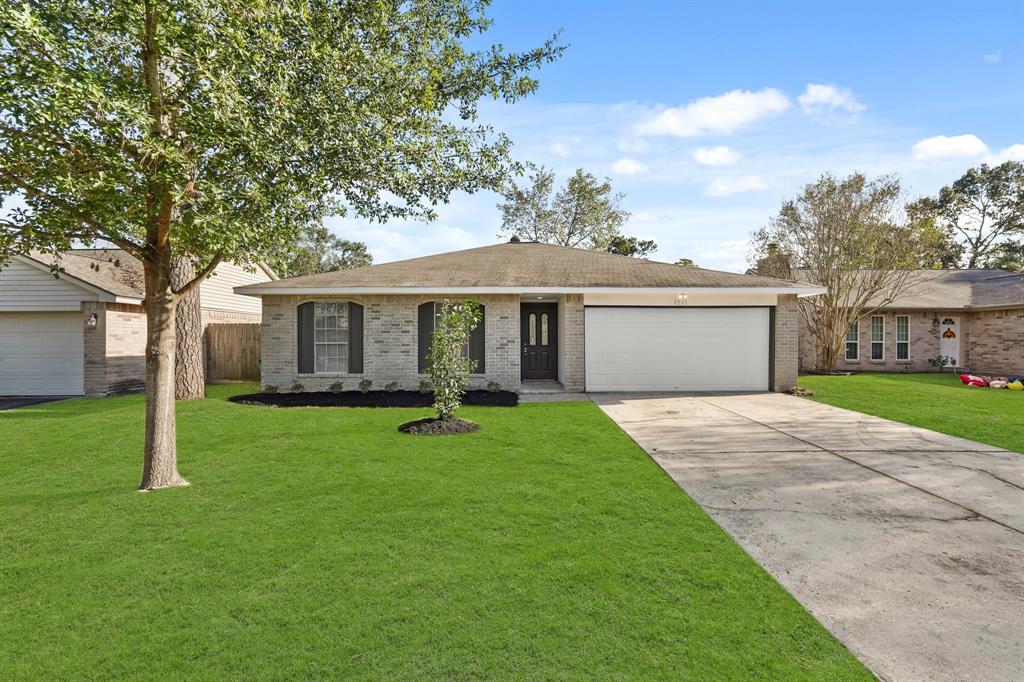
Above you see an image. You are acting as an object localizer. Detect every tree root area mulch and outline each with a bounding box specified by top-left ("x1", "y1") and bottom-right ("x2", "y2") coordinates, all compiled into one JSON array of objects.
[
  {"x1": 398, "y1": 417, "x2": 480, "y2": 435},
  {"x1": 228, "y1": 390, "x2": 518, "y2": 408}
]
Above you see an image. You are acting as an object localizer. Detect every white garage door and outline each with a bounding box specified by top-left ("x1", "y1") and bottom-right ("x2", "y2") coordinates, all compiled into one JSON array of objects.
[
  {"x1": 0, "y1": 313, "x2": 84, "y2": 395},
  {"x1": 585, "y1": 307, "x2": 770, "y2": 392}
]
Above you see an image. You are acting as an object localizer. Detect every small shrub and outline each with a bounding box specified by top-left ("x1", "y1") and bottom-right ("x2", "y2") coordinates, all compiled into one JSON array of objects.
[
  {"x1": 263, "y1": 384, "x2": 279, "y2": 394},
  {"x1": 486, "y1": 380, "x2": 502, "y2": 394},
  {"x1": 383, "y1": 381, "x2": 399, "y2": 393},
  {"x1": 418, "y1": 378, "x2": 433, "y2": 394},
  {"x1": 927, "y1": 354, "x2": 955, "y2": 370},
  {"x1": 290, "y1": 380, "x2": 305, "y2": 393},
  {"x1": 358, "y1": 378, "x2": 373, "y2": 393},
  {"x1": 429, "y1": 299, "x2": 482, "y2": 420},
  {"x1": 329, "y1": 381, "x2": 345, "y2": 393}
]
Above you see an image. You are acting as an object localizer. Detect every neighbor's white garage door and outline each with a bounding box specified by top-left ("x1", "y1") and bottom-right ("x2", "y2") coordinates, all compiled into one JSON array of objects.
[
  {"x1": 585, "y1": 307, "x2": 770, "y2": 392},
  {"x1": 0, "y1": 313, "x2": 84, "y2": 395}
]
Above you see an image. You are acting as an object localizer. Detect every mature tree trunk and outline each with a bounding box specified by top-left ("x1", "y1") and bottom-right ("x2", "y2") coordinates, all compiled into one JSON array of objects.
[
  {"x1": 172, "y1": 257, "x2": 205, "y2": 400},
  {"x1": 140, "y1": 258, "x2": 188, "y2": 490}
]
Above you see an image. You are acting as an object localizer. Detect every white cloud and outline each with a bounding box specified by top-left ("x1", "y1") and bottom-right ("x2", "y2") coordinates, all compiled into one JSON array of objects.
[
  {"x1": 912, "y1": 134, "x2": 990, "y2": 160},
  {"x1": 984, "y1": 52, "x2": 1002, "y2": 63},
  {"x1": 612, "y1": 157, "x2": 648, "y2": 175},
  {"x1": 633, "y1": 88, "x2": 790, "y2": 137},
  {"x1": 987, "y1": 144, "x2": 1024, "y2": 163},
  {"x1": 548, "y1": 142, "x2": 571, "y2": 157},
  {"x1": 798, "y1": 83, "x2": 865, "y2": 115},
  {"x1": 628, "y1": 211, "x2": 658, "y2": 224},
  {"x1": 705, "y1": 176, "x2": 770, "y2": 197},
  {"x1": 693, "y1": 146, "x2": 742, "y2": 166},
  {"x1": 697, "y1": 239, "x2": 751, "y2": 272}
]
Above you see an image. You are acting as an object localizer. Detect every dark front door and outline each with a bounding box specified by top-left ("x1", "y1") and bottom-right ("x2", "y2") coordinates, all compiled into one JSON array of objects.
[{"x1": 521, "y1": 303, "x2": 558, "y2": 380}]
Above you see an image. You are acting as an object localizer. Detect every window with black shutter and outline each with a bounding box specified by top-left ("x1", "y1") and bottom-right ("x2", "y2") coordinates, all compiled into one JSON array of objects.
[{"x1": 417, "y1": 301, "x2": 485, "y2": 374}]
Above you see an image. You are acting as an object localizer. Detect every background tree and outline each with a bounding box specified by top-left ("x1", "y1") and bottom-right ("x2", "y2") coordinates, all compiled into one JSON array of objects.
[
  {"x1": 428, "y1": 300, "x2": 482, "y2": 421},
  {"x1": 675, "y1": 258, "x2": 697, "y2": 267},
  {"x1": 984, "y1": 241, "x2": 1024, "y2": 272},
  {"x1": 606, "y1": 235, "x2": 657, "y2": 258},
  {"x1": 273, "y1": 224, "x2": 373, "y2": 277},
  {"x1": 905, "y1": 202, "x2": 964, "y2": 268},
  {"x1": 911, "y1": 161, "x2": 1023, "y2": 268},
  {"x1": 497, "y1": 166, "x2": 630, "y2": 250},
  {"x1": 750, "y1": 172, "x2": 926, "y2": 371},
  {"x1": 0, "y1": 0, "x2": 561, "y2": 490}
]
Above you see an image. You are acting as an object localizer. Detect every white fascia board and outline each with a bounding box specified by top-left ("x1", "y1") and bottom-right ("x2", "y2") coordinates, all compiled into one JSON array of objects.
[{"x1": 236, "y1": 285, "x2": 827, "y2": 297}]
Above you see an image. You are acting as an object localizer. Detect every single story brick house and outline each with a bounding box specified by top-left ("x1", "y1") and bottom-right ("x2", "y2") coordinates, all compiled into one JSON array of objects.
[
  {"x1": 795, "y1": 269, "x2": 1024, "y2": 375},
  {"x1": 0, "y1": 250, "x2": 274, "y2": 396},
  {"x1": 235, "y1": 241, "x2": 825, "y2": 393}
]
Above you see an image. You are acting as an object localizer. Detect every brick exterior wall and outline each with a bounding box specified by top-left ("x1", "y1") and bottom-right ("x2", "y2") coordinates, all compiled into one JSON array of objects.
[
  {"x1": 798, "y1": 306, "x2": 1022, "y2": 375},
  {"x1": 559, "y1": 294, "x2": 585, "y2": 391},
  {"x1": 260, "y1": 294, "x2": 522, "y2": 392},
  {"x1": 968, "y1": 307, "x2": 1024, "y2": 376},
  {"x1": 83, "y1": 301, "x2": 147, "y2": 395},
  {"x1": 772, "y1": 294, "x2": 799, "y2": 392}
]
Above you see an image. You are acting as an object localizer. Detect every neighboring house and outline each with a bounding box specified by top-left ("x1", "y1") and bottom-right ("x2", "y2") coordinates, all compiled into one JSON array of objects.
[
  {"x1": 0, "y1": 250, "x2": 275, "y2": 396},
  {"x1": 794, "y1": 269, "x2": 1024, "y2": 375},
  {"x1": 235, "y1": 240, "x2": 824, "y2": 393}
]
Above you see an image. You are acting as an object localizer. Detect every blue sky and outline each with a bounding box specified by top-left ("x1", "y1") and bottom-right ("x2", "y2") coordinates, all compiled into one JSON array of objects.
[{"x1": 332, "y1": 0, "x2": 1023, "y2": 272}]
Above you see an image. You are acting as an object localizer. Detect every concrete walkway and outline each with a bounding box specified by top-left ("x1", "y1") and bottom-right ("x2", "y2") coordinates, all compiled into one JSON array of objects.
[{"x1": 592, "y1": 392, "x2": 1024, "y2": 682}]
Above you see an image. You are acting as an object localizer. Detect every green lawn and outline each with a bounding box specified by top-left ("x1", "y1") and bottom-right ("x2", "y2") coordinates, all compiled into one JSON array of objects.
[
  {"x1": 799, "y1": 372, "x2": 1024, "y2": 453},
  {"x1": 1, "y1": 386, "x2": 869, "y2": 680}
]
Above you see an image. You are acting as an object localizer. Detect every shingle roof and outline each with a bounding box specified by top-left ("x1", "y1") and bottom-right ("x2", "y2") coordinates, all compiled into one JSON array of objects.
[
  {"x1": 28, "y1": 249, "x2": 144, "y2": 299},
  {"x1": 792, "y1": 268, "x2": 1024, "y2": 309},
  {"x1": 239, "y1": 241, "x2": 811, "y2": 292}
]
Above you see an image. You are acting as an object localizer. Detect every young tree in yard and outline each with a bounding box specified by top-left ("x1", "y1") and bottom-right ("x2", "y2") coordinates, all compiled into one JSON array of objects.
[
  {"x1": 751, "y1": 172, "x2": 926, "y2": 372},
  {"x1": 911, "y1": 161, "x2": 1024, "y2": 268},
  {"x1": 428, "y1": 300, "x2": 482, "y2": 421},
  {"x1": 497, "y1": 166, "x2": 631, "y2": 250},
  {"x1": 606, "y1": 234, "x2": 657, "y2": 258},
  {"x1": 0, "y1": 1, "x2": 561, "y2": 490},
  {"x1": 272, "y1": 224, "x2": 373, "y2": 277}
]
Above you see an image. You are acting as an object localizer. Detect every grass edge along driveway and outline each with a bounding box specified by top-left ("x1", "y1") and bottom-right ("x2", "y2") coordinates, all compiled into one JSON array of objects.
[
  {"x1": 0, "y1": 385, "x2": 871, "y2": 680},
  {"x1": 799, "y1": 372, "x2": 1023, "y2": 453}
]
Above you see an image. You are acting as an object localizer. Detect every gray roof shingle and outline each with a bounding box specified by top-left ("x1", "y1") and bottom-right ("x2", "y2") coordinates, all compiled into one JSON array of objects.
[
  {"x1": 240, "y1": 242, "x2": 809, "y2": 292},
  {"x1": 28, "y1": 249, "x2": 144, "y2": 299},
  {"x1": 792, "y1": 268, "x2": 1024, "y2": 309}
]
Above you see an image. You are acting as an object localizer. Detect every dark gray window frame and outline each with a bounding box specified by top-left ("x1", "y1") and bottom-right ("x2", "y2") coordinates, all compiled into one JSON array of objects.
[{"x1": 297, "y1": 301, "x2": 364, "y2": 374}]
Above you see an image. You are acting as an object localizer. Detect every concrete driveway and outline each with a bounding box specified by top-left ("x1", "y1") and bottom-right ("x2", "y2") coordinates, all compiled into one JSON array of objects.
[{"x1": 593, "y1": 392, "x2": 1024, "y2": 682}]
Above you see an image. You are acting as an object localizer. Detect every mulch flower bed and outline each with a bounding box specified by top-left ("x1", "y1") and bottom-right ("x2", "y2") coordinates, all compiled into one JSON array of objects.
[
  {"x1": 397, "y1": 417, "x2": 480, "y2": 435},
  {"x1": 228, "y1": 389, "x2": 518, "y2": 408}
]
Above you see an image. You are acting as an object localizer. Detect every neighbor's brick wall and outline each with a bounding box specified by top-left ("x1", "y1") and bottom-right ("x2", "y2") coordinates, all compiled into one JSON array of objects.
[
  {"x1": 773, "y1": 294, "x2": 799, "y2": 391},
  {"x1": 261, "y1": 294, "x2": 522, "y2": 392},
  {"x1": 560, "y1": 294, "x2": 585, "y2": 392},
  {"x1": 82, "y1": 301, "x2": 147, "y2": 395},
  {"x1": 799, "y1": 309, "x2": 978, "y2": 373},
  {"x1": 968, "y1": 308, "x2": 1024, "y2": 376}
]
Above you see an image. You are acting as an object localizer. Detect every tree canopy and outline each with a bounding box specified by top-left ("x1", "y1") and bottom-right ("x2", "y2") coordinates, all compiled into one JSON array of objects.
[
  {"x1": 606, "y1": 235, "x2": 657, "y2": 258},
  {"x1": 751, "y1": 172, "x2": 927, "y2": 370},
  {"x1": 910, "y1": 161, "x2": 1023, "y2": 268},
  {"x1": 272, "y1": 225, "x2": 373, "y2": 277},
  {"x1": 0, "y1": 0, "x2": 562, "y2": 489},
  {"x1": 497, "y1": 166, "x2": 633, "y2": 251}
]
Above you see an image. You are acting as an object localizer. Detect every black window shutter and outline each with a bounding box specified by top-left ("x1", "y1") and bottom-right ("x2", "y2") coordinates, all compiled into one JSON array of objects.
[
  {"x1": 297, "y1": 302, "x2": 315, "y2": 373},
  {"x1": 417, "y1": 302, "x2": 435, "y2": 373},
  {"x1": 348, "y1": 302, "x2": 363, "y2": 374},
  {"x1": 469, "y1": 305, "x2": 485, "y2": 373}
]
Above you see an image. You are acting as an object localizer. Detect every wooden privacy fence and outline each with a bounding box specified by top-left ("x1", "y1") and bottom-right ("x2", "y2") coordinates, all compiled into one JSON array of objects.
[{"x1": 206, "y1": 323, "x2": 261, "y2": 382}]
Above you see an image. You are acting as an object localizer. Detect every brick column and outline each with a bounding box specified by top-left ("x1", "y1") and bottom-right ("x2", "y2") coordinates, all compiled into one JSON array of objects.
[
  {"x1": 82, "y1": 301, "x2": 107, "y2": 396},
  {"x1": 559, "y1": 294, "x2": 585, "y2": 392},
  {"x1": 772, "y1": 294, "x2": 799, "y2": 392}
]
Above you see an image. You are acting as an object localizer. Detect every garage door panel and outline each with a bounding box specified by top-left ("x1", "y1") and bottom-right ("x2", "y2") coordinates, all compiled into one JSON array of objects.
[
  {"x1": 0, "y1": 313, "x2": 84, "y2": 395},
  {"x1": 585, "y1": 307, "x2": 770, "y2": 392}
]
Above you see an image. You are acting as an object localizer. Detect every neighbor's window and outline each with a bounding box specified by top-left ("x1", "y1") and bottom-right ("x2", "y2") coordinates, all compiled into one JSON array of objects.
[
  {"x1": 314, "y1": 302, "x2": 348, "y2": 372},
  {"x1": 845, "y1": 321, "x2": 859, "y2": 361},
  {"x1": 896, "y1": 315, "x2": 909, "y2": 361},
  {"x1": 870, "y1": 315, "x2": 884, "y2": 361}
]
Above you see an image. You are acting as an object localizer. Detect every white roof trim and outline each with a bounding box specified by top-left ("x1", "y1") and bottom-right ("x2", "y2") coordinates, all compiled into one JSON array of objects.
[{"x1": 236, "y1": 285, "x2": 827, "y2": 298}]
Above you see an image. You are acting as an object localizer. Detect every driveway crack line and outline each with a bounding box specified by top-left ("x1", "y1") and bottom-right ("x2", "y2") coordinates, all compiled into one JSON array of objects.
[{"x1": 696, "y1": 399, "x2": 1024, "y2": 537}]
